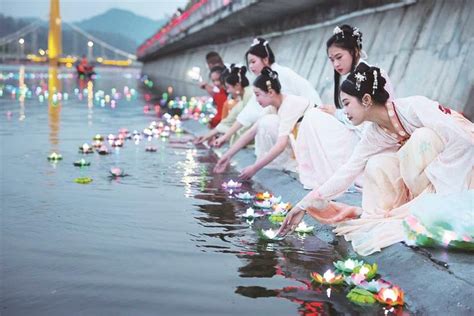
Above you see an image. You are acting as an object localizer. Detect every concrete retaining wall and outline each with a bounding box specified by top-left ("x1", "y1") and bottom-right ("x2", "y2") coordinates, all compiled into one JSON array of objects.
[{"x1": 142, "y1": 0, "x2": 474, "y2": 118}]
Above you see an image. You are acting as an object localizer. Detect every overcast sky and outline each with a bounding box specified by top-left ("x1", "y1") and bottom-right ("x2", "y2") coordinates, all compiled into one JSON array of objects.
[{"x1": 2, "y1": 0, "x2": 189, "y2": 22}]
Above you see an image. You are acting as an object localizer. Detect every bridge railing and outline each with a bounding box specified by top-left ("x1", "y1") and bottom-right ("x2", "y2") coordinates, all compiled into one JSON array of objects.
[{"x1": 137, "y1": 0, "x2": 234, "y2": 59}]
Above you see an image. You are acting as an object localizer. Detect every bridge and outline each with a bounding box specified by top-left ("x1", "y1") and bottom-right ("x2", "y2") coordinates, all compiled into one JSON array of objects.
[{"x1": 0, "y1": 0, "x2": 138, "y2": 67}]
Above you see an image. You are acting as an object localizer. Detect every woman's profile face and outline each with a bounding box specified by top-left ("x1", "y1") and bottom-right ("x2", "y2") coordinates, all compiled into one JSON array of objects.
[
  {"x1": 247, "y1": 53, "x2": 268, "y2": 75},
  {"x1": 341, "y1": 91, "x2": 366, "y2": 125},
  {"x1": 253, "y1": 86, "x2": 273, "y2": 107}
]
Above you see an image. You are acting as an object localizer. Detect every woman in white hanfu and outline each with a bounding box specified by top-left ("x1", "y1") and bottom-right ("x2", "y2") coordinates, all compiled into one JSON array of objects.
[
  {"x1": 279, "y1": 63, "x2": 473, "y2": 256},
  {"x1": 212, "y1": 37, "x2": 322, "y2": 148},
  {"x1": 213, "y1": 67, "x2": 313, "y2": 178},
  {"x1": 296, "y1": 24, "x2": 396, "y2": 189}
]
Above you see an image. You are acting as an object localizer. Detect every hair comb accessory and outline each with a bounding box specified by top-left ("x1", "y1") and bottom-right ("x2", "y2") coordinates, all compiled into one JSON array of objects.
[
  {"x1": 251, "y1": 38, "x2": 260, "y2": 47},
  {"x1": 333, "y1": 26, "x2": 344, "y2": 38},
  {"x1": 354, "y1": 72, "x2": 366, "y2": 91},
  {"x1": 372, "y1": 70, "x2": 378, "y2": 94},
  {"x1": 352, "y1": 27, "x2": 362, "y2": 48},
  {"x1": 266, "y1": 80, "x2": 272, "y2": 91},
  {"x1": 268, "y1": 70, "x2": 278, "y2": 80},
  {"x1": 263, "y1": 40, "x2": 270, "y2": 57}
]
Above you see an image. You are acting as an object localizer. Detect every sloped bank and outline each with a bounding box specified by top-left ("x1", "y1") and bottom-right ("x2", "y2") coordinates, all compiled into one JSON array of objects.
[
  {"x1": 142, "y1": 0, "x2": 474, "y2": 119},
  {"x1": 183, "y1": 119, "x2": 473, "y2": 314}
]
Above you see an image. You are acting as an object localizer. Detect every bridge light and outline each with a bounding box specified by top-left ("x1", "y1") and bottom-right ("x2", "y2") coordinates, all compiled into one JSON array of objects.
[
  {"x1": 87, "y1": 41, "x2": 94, "y2": 47},
  {"x1": 18, "y1": 38, "x2": 25, "y2": 45}
]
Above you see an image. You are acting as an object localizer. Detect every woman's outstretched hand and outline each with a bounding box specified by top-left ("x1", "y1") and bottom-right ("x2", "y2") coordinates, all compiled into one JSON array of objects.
[
  {"x1": 239, "y1": 165, "x2": 257, "y2": 180},
  {"x1": 277, "y1": 206, "x2": 306, "y2": 237},
  {"x1": 213, "y1": 156, "x2": 231, "y2": 173},
  {"x1": 212, "y1": 135, "x2": 226, "y2": 148},
  {"x1": 307, "y1": 202, "x2": 361, "y2": 225},
  {"x1": 193, "y1": 135, "x2": 209, "y2": 145}
]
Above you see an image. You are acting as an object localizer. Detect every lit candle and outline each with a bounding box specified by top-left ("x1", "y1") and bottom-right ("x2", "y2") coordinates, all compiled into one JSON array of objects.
[
  {"x1": 359, "y1": 266, "x2": 370, "y2": 276},
  {"x1": 245, "y1": 208, "x2": 254, "y2": 217},
  {"x1": 323, "y1": 270, "x2": 335, "y2": 282},
  {"x1": 345, "y1": 259, "x2": 356, "y2": 270}
]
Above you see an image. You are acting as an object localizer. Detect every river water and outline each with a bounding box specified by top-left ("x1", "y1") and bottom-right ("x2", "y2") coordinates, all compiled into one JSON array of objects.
[{"x1": 1, "y1": 65, "x2": 398, "y2": 315}]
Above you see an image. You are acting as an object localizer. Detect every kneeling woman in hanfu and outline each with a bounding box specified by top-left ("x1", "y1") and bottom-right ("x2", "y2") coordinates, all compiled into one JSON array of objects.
[
  {"x1": 213, "y1": 67, "x2": 313, "y2": 178},
  {"x1": 279, "y1": 63, "x2": 473, "y2": 256}
]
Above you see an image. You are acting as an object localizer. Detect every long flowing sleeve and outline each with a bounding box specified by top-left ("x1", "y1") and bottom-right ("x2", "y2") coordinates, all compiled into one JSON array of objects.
[
  {"x1": 273, "y1": 63, "x2": 323, "y2": 106},
  {"x1": 406, "y1": 97, "x2": 474, "y2": 193},
  {"x1": 215, "y1": 100, "x2": 244, "y2": 133},
  {"x1": 236, "y1": 93, "x2": 264, "y2": 127},
  {"x1": 300, "y1": 124, "x2": 397, "y2": 205}
]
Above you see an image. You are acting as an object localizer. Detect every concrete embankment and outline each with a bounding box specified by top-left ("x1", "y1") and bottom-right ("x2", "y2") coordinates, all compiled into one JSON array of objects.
[
  {"x1": 183, "y1": 119, "x2": 473, "y2": 315},
  {"x1": 142, "y1": 0, "x2": 474, "y2": 119}
]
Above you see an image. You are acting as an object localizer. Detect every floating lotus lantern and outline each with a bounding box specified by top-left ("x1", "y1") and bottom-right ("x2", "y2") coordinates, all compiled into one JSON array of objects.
[
  {"x1": 375, "y1": 286, "x2": 404, "y2": 306},
  {"x1": 346, "y1": 288, "x2": 377, "y2": 304},
  {"x1": 294, "y1": 221, "x2": 314, "y2": 234},
  {"x1": 93, "y1": 140, "x2": 103, "y2": 148},
  {"x1": 235, "y1": 191, "x2": 254, "y2": 200},
  {"x1": 258, "y1": 228, "x2": 285, "y2": 241},
  {"x1": 73, "y1": 158, "x2": 91, "y2": 167},
  {"x1": 93, "y1": 134, "x2": 104, "y2": 141},
  {"x1": 272, "y1": 202, "x2": 291, "y2": 214},
  {"x1": 240, "y1": 207, "x2": 263, "y2": 219},
  {"x1": 353, "y1": 263, "x2": 378, "y2": 281},
  {"x1": 74, "y1": 177, "x2": 93, "y2": 184},
  {"x1": 222, "y1": 180, "x2": 242, "y2": 190},
  {"x1": 358, "y1": 279, "x2": 392, "y2": 293},
  {"x1": 255, "y1": 191, "x2": 272, "y2": 201},
  {"x1": 311, "y1": 269, "x2": 344, "y2": 285},
  {"x1": 143, "y1": 128, "x2": 153, "y2": 137},
  {"x1": 268, "y1": 213, "x2": 286, "y2": 224},
  {"x1": 109, "y1": 167, "x2": 125, "y2": 177},
  {"x1": 269, "y1": 195, "x2": 282, "y2": 204},
  {"x1": 47, "y1": 152, "x2": 62, "y2": 161},
  {"x1": 112, "y1": 139, "x2": 123, "y2": 147},
  {"x1": 334, "y1": 258, "x2": 365, "y2": 274},
  {"x1": 253, "y1": 199, "x2": 273, "y2": 209},
  {"x1": 97, "y1": 145, "x2": 110, "y2": 155},
  {"x1": 107, "y1": 134, "x2": 115, "y2": 141},
  {"x1": 79, "y1": 143, "x2": 94, "y2": 154},
  {"x1": 145, "y1": 146, "x2": 157, "y2": 152}
]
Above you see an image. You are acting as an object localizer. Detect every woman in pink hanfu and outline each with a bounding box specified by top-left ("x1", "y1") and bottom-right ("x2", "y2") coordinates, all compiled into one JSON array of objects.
[{"x1": 280, "y1": 63, "x2": 473, "y2": 256}]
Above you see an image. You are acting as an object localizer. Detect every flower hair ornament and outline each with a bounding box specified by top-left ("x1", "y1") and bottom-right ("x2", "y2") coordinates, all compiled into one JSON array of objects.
[
  {"x1": 333, "y1": 26, "x2": 344, "y2": 38},
  {"x1": 251, "y1": 38, "x2": 261, "y2": 46},
  {"x1": 251, "y1": 38, "x2": 270, "y2": 58},
  {"x1": 352, "y1": 26, "x2": 362, "y2": 48},
  {"x1": 266, "y1": 80, "x2": 272, "y2": 91},
  {"x1": 354, "y1": 72, "x2": 367, "y2": 91},
  {"x1": 267, "y1": 70, "x2": 278, "y2": 80},
  {"x1": 372, "y1": 69, "x2": 378, "y2": 94}
]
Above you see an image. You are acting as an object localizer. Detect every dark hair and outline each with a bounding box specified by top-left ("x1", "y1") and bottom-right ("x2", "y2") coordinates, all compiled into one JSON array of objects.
[
  {"x1": 245, "y1": 38, "x2": 275, "y2": 66},
  {"x1": 326, "y1": 24, "x2": 363, "y2": 108},
  {"x1": 206, "y1": 51, "x2": 223, "y2": 66},
  {"x1": 209, "y1": 65, "x2": 225, "y2": 78},
  {"x1": 225, "y1": 64, "x2": 249, "y2": 87},
  {"x1": 253, "y1": 66, "x2": 281, "y2": 93},
  {"x1": 341, "y1": 63, "x2": 389, "y2": 105}
]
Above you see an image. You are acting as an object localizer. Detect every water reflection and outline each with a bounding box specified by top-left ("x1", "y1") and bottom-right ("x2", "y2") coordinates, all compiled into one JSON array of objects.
[
  {"x1": 18, "y1": 65, "x2": 26, "y2": 121},
  {"x1": 48, "y1": 66, "x2": 61, "y2": 152}
]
